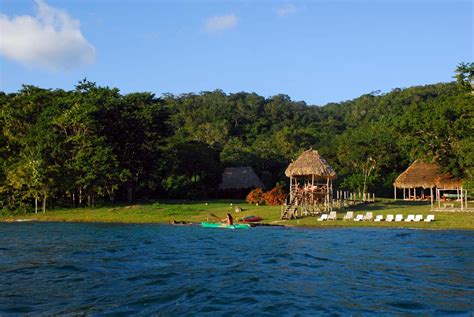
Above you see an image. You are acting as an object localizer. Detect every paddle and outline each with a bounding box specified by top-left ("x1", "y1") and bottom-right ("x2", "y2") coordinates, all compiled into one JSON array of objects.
[{"x1": 210, "y1": 213, "x2": 221, "y2": 220}]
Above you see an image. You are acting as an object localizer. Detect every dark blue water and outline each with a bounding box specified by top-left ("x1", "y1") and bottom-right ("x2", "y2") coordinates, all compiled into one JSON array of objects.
[{"x1": 0, "y1": 223, "x2": 473, "y2": 316}]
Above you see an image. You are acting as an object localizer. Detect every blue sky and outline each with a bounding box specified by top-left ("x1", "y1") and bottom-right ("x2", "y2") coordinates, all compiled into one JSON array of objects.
[{"x1": 0, "y1": 0, "x2": 472, "y2": 105}]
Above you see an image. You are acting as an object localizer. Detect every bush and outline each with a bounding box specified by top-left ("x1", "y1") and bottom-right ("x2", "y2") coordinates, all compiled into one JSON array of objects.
[
  {"x1": 263, "y1": 185, "x2": 287, "y2": 206},
  {"x1": 246, "y1": 188, "x2": 265, "y2": 205}
]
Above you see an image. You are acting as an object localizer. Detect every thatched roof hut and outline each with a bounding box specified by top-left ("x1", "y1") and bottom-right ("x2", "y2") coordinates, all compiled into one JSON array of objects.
[
  {"x1": 282, "y1": 150, "x2": 336, "y2": 218},
  {"x1": 285, "y1": 150, "x2": 336, "y2": 179},
  {"x1": 393, "y1": 160, "x2": 462, "y2": 189},
  {"x1": 218, "y1": 167, "x2": 265, "y2": 190}
]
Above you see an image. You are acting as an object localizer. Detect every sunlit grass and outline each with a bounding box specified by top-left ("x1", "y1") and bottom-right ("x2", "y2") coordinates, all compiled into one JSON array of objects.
[{"x1": 2, "y1": 199, "x2": 473, "y2": 230}]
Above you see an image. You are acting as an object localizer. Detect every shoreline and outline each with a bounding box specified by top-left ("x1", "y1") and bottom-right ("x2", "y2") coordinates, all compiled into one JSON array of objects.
[
  {"x1": 1, "y1": 217, "x2": 473, "y2": 231},
  {"x1": 1, "y1": 200, "x2": 473, "y2": 230}
]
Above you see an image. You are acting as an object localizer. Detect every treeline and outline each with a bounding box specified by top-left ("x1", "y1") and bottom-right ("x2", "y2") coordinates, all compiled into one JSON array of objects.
[{"x1": 1, "y1": 66, "x2": 473, "y2": 213}]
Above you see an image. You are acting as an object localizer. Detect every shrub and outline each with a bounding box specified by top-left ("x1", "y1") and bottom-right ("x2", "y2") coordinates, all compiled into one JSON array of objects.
[
  {"x1": 246, "y1": 188, "x2": 265, "y2": 205},
  {"x1": 263, "y1": 185, "x2": 287, "y2": 206}
]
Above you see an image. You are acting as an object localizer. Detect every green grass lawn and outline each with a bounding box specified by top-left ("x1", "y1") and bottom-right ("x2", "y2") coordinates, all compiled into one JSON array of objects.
[{"x1": 2, "y1": 199, "x2": 473, "y2": 230}]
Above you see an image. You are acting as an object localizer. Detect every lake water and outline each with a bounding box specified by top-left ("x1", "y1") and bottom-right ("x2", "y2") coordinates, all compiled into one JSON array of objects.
[{"x1": 0, "y1": 223, "x2": 473, "y2": 316}]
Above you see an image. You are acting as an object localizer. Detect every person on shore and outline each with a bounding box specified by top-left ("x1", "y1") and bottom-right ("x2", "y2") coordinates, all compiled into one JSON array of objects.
[{"x1": 223, "y1": 213, "x2": 234, "y2": 225}]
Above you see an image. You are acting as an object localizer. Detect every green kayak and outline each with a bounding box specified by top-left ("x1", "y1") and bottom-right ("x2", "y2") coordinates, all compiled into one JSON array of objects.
[{"x1": 201, "y1": 222, "x2": 251, "y2": 229}]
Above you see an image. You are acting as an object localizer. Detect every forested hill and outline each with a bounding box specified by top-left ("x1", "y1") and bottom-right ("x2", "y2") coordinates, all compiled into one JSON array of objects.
[{"x1": 0, "y1": 77, "x2": 473, "y2": 212}]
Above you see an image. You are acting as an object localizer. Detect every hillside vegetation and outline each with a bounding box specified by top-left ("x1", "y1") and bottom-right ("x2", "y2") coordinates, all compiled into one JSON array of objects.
[{"x1": 0, "y1": 65, "x2": 473, "y2": 213}]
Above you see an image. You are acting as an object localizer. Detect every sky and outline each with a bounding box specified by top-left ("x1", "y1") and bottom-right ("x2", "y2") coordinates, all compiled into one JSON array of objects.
[{"x1": 0, "y1": 0, "x2": 472, "y2": 105}]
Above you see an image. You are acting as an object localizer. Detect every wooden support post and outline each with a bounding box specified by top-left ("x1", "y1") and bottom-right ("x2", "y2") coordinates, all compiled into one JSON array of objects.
[
  {"x1": 290, "y1": 176, "x2": 293, "y2": 201},
  {"x1": 403, "y1": 188, "x2": 406, "y2": 200},
  {"x1": 430, "y1": 187, "x2": 433, "y2": 210},
  {"x1": 330, "y1": 180, "x2": 333, "y2": 210},
  {"x1": 437, "y1": 189, "x2": 441, "y2": 209},
  {"x1": 461, "y1": 187, "x2": 464, "y2": 211},
  {"x1": 325, "y1": 178, "x2": 328, "y2": 203},
  {"x1": 466, "y1": 190, "x2": 469, "y2": 209},
  {"x1": 394, "y1": 186, "x2": 397, "y2": 201}
]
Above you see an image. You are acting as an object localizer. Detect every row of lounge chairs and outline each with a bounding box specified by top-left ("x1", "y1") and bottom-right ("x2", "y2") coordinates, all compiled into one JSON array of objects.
[{"x1": 317, "y1": 211, "x2": 435, "y2": 222}]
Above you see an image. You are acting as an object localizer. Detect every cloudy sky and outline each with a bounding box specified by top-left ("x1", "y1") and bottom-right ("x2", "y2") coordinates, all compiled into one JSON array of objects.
[{"x1": 0, "y1": 0, "x2": 472, "y2": 105}]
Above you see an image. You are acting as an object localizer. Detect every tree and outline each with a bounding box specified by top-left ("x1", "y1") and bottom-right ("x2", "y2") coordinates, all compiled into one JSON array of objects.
[
  {"x1": 454, "y1": 62, "x2": 474, "y2": 92},
  {"x1": 336, "y1": 123, "x2": 401, "y2": 196},
  {"x1": 1, "y1": 86, "x2": 65, "y2": 211},
  {"x1": 160, "y1": 139, "x2": 221, "y2": 199}
]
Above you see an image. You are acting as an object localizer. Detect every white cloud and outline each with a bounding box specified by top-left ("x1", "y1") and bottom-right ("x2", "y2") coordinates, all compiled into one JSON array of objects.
[
  {"x1": 276, "y1": 4, "x2": 298, "y2": 17},
  {"x1": 204, "y1": 14, "x2": 238, "y2": 33},
  {"x1": 0, "y1": 0, "x2": 95, "y2": 71}
]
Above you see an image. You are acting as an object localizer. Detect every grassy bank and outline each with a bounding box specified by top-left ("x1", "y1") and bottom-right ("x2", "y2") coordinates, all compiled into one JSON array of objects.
[{"x1": 1, "y1": 199, "x2": 473, "y2": 230}]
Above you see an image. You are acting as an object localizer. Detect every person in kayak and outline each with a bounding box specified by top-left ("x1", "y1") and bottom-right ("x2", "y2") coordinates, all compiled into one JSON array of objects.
[{"x1": 222, "y1": 213, "x2": 234, "y2": 225}]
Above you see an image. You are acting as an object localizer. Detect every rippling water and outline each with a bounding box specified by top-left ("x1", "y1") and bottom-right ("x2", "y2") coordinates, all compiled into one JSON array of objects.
[{"x1": 0, "y1": 223, "x2": 473, "y2": 315}]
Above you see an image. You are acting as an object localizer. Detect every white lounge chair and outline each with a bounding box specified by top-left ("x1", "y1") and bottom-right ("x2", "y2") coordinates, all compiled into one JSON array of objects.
[
  {"x1": 414, "y1": 214, "x2": 423, "y2": 222},
  {"x1": 405, "y1": 214, "x2": 415, "y2": 222},
  {"x1": 363, "y1": 212, "x2": 373, "y2": 221},
  {"x1": 424, "y1": 214, "x2": 435, "y2": 222},
  {"x1": 395, "y1": 214, "x2": 404, "y2": 222},
  {"x1": 328, "y1": 211, "x2": 337, "y2": 221},
  {"x1": 317, "y1": 214, "x2": 328, "y2": 221},
  {"x1": 386, "y1": 214, "x2": 394, "y2": 222},
  {"x1": 343, "y1": 211, "x2": 354, "y2": 221},
  {"x1": 374, "y1": 215, "x2": 383, "y2": 222},
  {"x1": 354, "y1": 214, "x2": 364, "y2": 221}
]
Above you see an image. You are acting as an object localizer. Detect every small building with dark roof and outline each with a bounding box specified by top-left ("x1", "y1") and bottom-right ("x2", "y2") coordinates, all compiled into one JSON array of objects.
[{"x1": 218, "y1": 167, "x2": 265, "y2": 198}]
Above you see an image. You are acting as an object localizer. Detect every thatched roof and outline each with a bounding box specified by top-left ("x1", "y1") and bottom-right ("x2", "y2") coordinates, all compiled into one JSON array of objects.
[
  {"x1": 218, "y1": 167, "x2": 265, "y2": 190},
  {"x1": 393, "y1": 160, "x2": 462, "y2": 189},
  {"x1": 285, "y1": 150, "x2": 336, "y2": 179}
]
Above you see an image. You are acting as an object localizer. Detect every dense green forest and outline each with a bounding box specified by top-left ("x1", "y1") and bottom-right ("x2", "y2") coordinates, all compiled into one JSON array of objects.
[{"x1": 1, "y1": 64, "x2": 473, "y2": 213}]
